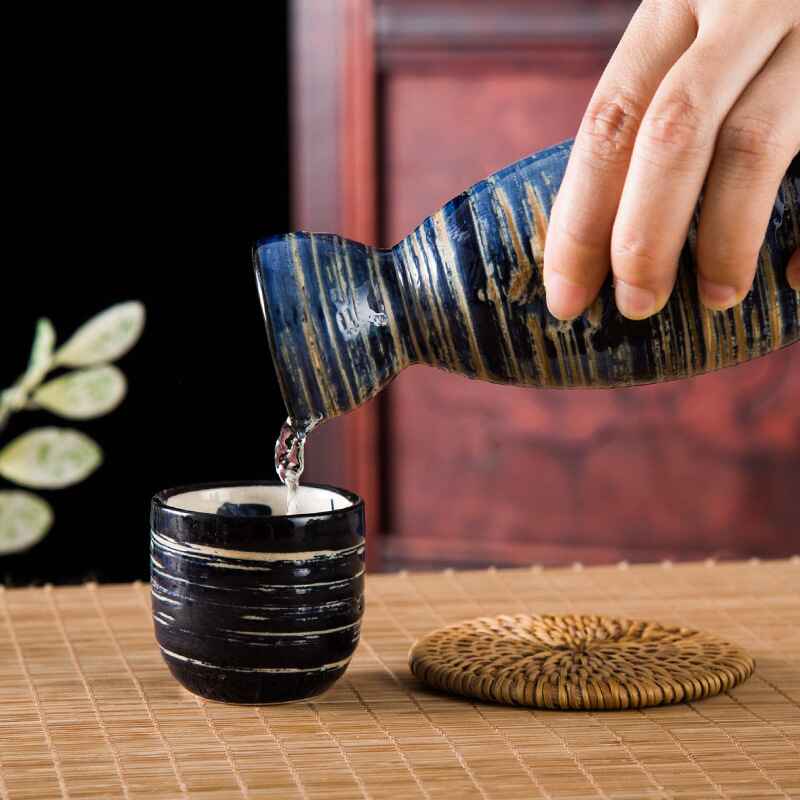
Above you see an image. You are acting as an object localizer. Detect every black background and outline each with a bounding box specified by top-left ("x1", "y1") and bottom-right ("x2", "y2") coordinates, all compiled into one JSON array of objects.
[{"x1": 2, "y1": 6, "x2": 291, "y2": 584}]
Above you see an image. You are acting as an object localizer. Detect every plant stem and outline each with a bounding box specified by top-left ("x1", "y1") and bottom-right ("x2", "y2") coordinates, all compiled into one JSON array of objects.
[
  {"x1": 0, "y1": 366, "x2": 51, "y2": 438},
  {"x1": 1, "y1": 323, "x2": 57, "y2": 441}
]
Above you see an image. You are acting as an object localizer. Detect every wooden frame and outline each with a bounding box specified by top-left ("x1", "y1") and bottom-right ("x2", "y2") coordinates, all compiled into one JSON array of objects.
[
  {"x1": 290, "y1": 0, "x2": 383, "y2": 567},
  {"x1": 375, "y1": 0, "x2": 635, "y2": 64}
]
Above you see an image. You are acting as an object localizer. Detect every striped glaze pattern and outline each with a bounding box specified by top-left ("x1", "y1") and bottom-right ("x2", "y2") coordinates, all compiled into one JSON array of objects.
[
  {"x1": 254, "y1": 139, "x2": 800, "y2": 424},
  {"x1": 150, "y1": 482, "x2": 365, "y2": 704}
]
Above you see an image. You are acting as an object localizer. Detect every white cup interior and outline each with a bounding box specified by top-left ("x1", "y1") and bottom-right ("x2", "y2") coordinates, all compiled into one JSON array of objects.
[{"x1": 166, "y1": 484, "x2": 354, "y2": 516}]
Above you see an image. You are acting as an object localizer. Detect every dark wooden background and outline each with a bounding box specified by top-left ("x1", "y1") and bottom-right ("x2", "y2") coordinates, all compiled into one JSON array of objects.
[
  {"x1": 2, "y1": 6, "x2": 291, "y2": 584},
  {"x1": 294, "y1": 0, "x2": 800, "y2": 570}
]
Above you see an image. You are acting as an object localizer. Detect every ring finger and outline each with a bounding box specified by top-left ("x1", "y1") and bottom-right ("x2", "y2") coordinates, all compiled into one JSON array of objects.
[{"x1": 697, "y1": 29, "x2": 800, "y2": 308}]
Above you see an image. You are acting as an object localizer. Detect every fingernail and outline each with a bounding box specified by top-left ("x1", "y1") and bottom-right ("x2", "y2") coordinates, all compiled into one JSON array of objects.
[
  {"x1": 698, "y1": 276, "x2": 739, "y2": 310},
  {"x1": 615, "y1": 279, "x2": 657, "y2": 319},
  {"x1": 788, "y1": 262, "x2": 800, "y2": 290},
  {"x1": 544, "y1": 272, "x2": 592, "y2": 320}
]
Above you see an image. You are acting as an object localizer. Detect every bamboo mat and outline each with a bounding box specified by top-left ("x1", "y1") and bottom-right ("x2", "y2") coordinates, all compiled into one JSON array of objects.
[{"x1": 0, "y1": 559, "x2": 798, "y2": 800}]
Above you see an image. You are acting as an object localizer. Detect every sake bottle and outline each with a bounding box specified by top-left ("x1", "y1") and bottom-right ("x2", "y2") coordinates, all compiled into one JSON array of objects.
[{"x1": 253, "y1": 139, "x2": 800, "y2": 427}]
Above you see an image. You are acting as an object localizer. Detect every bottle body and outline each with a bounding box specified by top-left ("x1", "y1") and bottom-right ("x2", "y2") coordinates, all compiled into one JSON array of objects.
[
  {"x1": 254, "y1": 139, "x2": 800, "y2": 424},
  {"x1": 393, "y1": 139, "x2": 799, "y2": 388}
]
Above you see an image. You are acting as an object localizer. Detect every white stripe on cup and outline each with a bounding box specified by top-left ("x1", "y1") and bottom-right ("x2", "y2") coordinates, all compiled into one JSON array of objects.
[
  {"x1": 159, "y1": 645, "x2": 352, "y2": 674},
  {"x1": 152, "y1": 531, "x2": 363, "y2": 563}
]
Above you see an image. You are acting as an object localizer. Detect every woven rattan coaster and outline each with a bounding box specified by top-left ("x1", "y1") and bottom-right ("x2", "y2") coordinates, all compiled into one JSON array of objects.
[{"x1": 409, "y1": 614, "x2": 754, "y2": 710}]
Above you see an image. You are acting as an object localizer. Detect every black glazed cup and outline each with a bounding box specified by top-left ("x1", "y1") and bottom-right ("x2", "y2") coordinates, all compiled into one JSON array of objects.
[{"x1": 150, "y1": 481, "x2": 365, "y2": 704}]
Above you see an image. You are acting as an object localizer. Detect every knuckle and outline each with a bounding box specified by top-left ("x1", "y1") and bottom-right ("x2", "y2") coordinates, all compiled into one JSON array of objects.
[
  {"x1": 697, "y1": 238, "x2": 759, "y2": 288},
  {"x1": 578, "y1": 93, "x2": 644, "y2": 166},
  {"x1": 639, "y1": 87, "x2": 711, "y2": 160},
  {"x1": 716, "y1": 115, "x2": 784, "y2": 173},
  {"x1": 642, "y1": 0, "x2": 697, "y2": 28},
  {"x1": 611, "y1": 232, "x2": 660, "y2": 277},
  {"x1": 611, "y1": 230, "x2": 655, "y2": 263},
  {"x1": 612, "y1": 231, "x2": 658, "y2": 265},
  {"x1": 552, "y1": 213, "x2": 606, "y2": 252},
  {"x1": 611, "y1": 230, "x2": 676, "y2": 283}
]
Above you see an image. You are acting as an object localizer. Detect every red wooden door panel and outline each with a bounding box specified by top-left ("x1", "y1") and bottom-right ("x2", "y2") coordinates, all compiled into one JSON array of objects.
[
  {"x1": 379, "y1": 26, "x2": 800, "y2": 568},
  {"x1": 384, "y1": 69, "x2": 607, "y2": 244},
  {"x1": 388, "y1": 354, "x2": 800, "y2": 567}
]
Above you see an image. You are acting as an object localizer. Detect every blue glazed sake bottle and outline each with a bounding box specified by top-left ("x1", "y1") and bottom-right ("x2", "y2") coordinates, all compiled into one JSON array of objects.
[{"x1": 254, "y1": 139, "x2": 800, "y2": 427}]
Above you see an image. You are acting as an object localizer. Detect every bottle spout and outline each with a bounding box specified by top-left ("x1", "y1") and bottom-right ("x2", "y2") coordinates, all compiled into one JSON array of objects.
[{"x1": 253, "y1": 232, "x2": 411, "y2": 425}]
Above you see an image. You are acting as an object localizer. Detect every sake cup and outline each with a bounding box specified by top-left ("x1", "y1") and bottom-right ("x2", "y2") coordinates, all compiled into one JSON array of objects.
[{"x1": 150, "y1": 481, "x2": 365, "y2": 704}]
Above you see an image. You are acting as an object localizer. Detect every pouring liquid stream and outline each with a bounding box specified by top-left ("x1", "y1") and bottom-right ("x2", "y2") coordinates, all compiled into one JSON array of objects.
[{"x1": 275, "y1": 417, "x2": 319, "y2": 515}]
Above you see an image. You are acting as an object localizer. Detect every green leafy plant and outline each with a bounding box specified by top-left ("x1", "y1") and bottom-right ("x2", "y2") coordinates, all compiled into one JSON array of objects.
[{"x1": 0, "y1": 302, "x2": 145, "y2": 554}]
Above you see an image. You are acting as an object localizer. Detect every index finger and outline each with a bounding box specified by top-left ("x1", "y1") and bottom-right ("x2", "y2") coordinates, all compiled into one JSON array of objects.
[{"x1": 543, "y1": 0, "x2": 696, "y2": 320}]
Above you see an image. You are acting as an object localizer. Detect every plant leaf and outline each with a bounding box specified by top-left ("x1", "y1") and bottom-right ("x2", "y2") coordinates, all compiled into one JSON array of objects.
[
  {"x1": 33, "y1": 365, "x2": 127, "y2": 420},
  {"x1": 54, "y1": 301, "x2": 145, "y2": 367},
  {"x1": 0, "y1": 490, "x2": 53, "y2": 555},
  {"x1": 20, "y1": 318, "x2": 56, "y2": 389},
  {"x1": 0, "y1": 427, "x2": 102, "y2": 489}
]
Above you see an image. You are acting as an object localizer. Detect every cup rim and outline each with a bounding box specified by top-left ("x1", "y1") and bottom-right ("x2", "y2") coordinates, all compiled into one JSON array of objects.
[{"x1": 152, "y1": 479, "x2": 364, "y2": 521}]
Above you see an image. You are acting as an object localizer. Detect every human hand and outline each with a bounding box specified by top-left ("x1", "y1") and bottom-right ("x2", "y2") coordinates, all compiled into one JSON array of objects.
[{"x1": 543, "y1": 0, "x2": 800, "y2": 321}]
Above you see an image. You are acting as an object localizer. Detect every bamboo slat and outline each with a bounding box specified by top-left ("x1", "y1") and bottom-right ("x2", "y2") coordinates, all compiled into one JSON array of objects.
[{"x1": 0, "y1": 559, "x2": 798, "y2": 799}]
